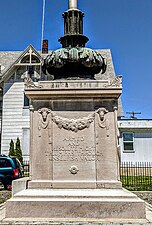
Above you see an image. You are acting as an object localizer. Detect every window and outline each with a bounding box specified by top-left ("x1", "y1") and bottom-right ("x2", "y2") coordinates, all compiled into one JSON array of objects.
[
  {"x1": 21, "y1": 55, "x2": 40, "y2": 64},
  {"x1": 0, "y1": 159, "x2": 11, "y2": 168},
  {"x1": 12, "y1": 158, "x2": 22, "y2": 168},
  {"x1": 24, "y1": 94, "x2": 29, "y2": 107},
  {"x1": 21, "y1": 55, "x2": 30, "y2": 63},
  {"x1": 31, "y1": 55, "x2": 40, "y2": 63},
  {"x1": 123, "y1": 132, "x2": 134, "y2": 152},
  {"x1": 27, "y1": 65, "x2": 34, "y2": 75}
]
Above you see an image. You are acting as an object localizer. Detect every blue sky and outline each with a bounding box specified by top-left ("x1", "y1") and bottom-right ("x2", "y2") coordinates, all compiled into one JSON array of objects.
[{"x1": 0, "y1": 0, "x2": 152, "y2": 119}]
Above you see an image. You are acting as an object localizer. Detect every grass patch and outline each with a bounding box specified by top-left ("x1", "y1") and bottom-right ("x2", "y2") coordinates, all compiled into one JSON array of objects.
[
  {"x1": 120, "y1": 175, "x2": 152, "y2": 191},
  {"x1": 24, "y1": 172, "x2": 29, "y2": 177}
]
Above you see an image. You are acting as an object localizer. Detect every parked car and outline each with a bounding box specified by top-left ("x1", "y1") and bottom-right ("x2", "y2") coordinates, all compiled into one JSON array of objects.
[{"x1": 0, "y1": 155, "x2": 24, "y2": 190}]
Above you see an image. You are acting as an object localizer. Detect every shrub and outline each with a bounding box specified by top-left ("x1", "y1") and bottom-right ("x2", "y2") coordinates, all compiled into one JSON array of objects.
[
  {"x1": 15, "y1": 137, "x2": 23, "y2": 165},
  {"x1": 8, "y1": 139, "x2": 15, "y2": 157}
]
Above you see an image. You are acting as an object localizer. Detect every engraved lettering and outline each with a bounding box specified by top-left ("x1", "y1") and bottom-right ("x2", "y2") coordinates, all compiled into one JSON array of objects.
[{"x1": 53, "y1": 137, "x2": 96, "y2": 161}]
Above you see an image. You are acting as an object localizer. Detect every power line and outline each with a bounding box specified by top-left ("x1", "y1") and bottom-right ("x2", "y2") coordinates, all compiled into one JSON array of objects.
[{"x1": 126, "y1": 111, "x2": 141, "y2": 119}]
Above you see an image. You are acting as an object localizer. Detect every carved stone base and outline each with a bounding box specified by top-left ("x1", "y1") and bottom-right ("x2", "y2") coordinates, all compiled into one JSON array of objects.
[
  {"x1": 28, "y1": 180, "x2": 122, "y2": 189},
  {"x1": 5, "y1": 189, "x2": 146, "y2": 220}
]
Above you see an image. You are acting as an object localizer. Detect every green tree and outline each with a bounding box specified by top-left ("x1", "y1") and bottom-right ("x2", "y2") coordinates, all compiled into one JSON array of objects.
[
  {"x1": 15, "y1": 137, "x2": 23, "y2": 165},
  {"x1": 8, "y1": 139, "x2": 15, "y2": 157}
]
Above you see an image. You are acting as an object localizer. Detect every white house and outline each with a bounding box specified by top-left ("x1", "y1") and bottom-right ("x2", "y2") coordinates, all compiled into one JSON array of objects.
[
  {"x1": 0, "y1": 45, "x2": 43, "y2": 160},
  {"x1": 118, "y1": 119, "x2": 152, "y2": 163}
]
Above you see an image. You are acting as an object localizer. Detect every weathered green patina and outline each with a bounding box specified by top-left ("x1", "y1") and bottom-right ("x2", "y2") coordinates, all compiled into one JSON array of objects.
[
  {"x1": 43, "y1": 47, "x2": 106, "y2": 79},
  {"x1": 42, "y1": 1, "x2": 107, "y2": 79}
]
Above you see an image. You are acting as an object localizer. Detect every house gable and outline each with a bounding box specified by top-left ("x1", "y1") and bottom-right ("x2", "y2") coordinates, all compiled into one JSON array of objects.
[{"x1": 0, "y1": 45, "x2": 42, "y2": 84}]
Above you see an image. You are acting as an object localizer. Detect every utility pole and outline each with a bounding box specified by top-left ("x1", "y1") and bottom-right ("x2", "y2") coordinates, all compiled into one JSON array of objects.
[{"x1": 126, "y1": 111, "x2": 141, "y2": 119}]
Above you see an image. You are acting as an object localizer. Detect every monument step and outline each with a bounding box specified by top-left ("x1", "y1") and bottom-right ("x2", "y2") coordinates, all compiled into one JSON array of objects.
[
  {"x1": 13, "y1": 188, "x2": 143, "y2": 200},
  {"x1": 2, "y1": 219, "x2": 149, "y2": 225},
  {"x1": 5, "y1": 188, "x2": 146, "y2": 220},
  {"x1": 28, "y1": 180, "x2": 122, "y2": 189}
]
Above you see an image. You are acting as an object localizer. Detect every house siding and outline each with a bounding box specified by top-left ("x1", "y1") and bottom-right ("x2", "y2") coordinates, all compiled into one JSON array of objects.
[
  {"x1": 1, "y1": 82, "x2": 30, "y2": 158},
  {"x1": 119, "y1": 120, "x2": 152, "y2": 163}
]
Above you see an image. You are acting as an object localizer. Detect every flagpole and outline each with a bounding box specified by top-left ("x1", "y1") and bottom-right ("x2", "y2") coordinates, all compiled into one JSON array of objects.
[
  {"x1": 41, "y1": 0, "x2": 46, "y2": 51},
  {"x1": 68, "y1": 0, "x2": 77, "y2": 9}
]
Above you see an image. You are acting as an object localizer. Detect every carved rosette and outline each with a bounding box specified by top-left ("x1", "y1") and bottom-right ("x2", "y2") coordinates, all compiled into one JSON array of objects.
[
  {"x1": 69, "y1": 166, "x2": 79, "y2": 175},
  {"x1": 52, "y1": 112, "x2": 94, "y2": 132}
]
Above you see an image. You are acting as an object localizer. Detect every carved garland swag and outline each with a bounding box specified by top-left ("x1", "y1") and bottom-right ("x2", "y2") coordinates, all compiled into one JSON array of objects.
[{"x1": 38, "y1": 108, "x2": 110, "y2": 133}]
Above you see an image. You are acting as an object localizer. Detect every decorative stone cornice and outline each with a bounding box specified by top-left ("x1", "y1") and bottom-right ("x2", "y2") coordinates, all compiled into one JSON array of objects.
[
  {"x1": 104, "y1": 76, "x2": 122, "y2": 88},
  {"x1": 24, "y1": 77, "x2": 42, "y2": 89}
]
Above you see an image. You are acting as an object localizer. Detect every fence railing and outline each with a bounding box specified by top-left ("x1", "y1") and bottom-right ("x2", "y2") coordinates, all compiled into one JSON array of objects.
[
  {"x1": 23, "y1": 160, "x2": 30, "y2": 173},
  {"x1": 120, "y1": 162, "x2": 152, "y2": 191},
  {"x1": 22, "y1": 161, "x2": 152, "y2": 191}
]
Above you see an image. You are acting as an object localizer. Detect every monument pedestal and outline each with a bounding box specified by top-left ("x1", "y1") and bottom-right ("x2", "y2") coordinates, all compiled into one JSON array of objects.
[
  {"x1": 5, "y1": 79, "x2": 146, "y2": 221},
  {"x1": 6, "y1": 188, "x2": 146, "y2": 220}
]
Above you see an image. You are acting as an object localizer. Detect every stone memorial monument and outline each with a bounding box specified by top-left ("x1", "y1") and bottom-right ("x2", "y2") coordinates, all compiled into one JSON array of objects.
[{"x1": 5, "y1": 0, "x2": 146, "y2": 221}]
